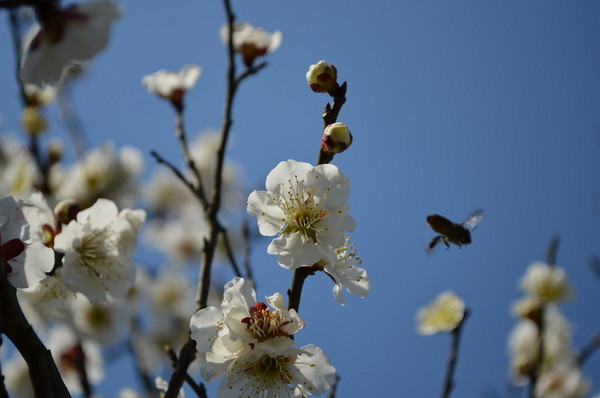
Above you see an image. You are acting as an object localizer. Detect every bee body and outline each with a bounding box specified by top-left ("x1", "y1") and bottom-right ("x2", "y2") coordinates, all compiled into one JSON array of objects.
[{"x1": 426, "y1": 210, "x2": 483, "y2": 251}]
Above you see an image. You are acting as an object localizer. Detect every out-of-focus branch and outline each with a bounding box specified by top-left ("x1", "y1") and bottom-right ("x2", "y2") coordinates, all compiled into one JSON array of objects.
[
  {"x1": 73, "y1": 342, "x2": 92, "y2": 398},
  {"x1": 440, "y1": 309, "x2": 470, "y2": 398},
  {"x1": 578, "y1": 329, "x2": 600, "y2": 366},
  {"x1": 241, "y1": 218, "x2": 255, "y2": 288},
  {"x1": 528, "y1": 306, "x2": 545, "y2": 398},
  {"x1": 128, "y1": 318, "x2": 158, "y2": 398},
  {"x1": 57, "y1": 82, "x2": 89, "y2": 158},
  {"x1": 0, "y1": 273, "x2": 71, "y2": 398},
  {"x1": 327, "y1": 375, "x2": 340, "y2": 398},
  {"x1": 545, "y1": 234, "x2": 559, "y2": 266}
]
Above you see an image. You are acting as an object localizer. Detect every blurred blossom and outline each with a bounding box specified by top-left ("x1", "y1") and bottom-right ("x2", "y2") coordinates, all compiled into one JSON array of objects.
[
  {"x1": 321, "y1": 236, "x2": 369, "y2": 305},
  {"x1": 24, "y1": 83, "x2": 56, "y2": 106},
  {"x1": 520, "y1": 261, "x2": 572, "y2": 302},
  {"x1": 0, "y1": 196, "x2": 54, "y2": 288},
  {"x1": 247, "y1": 159, "x2": 355, "y2": 270},
  {"x1": 511, "y1": 295, "x2": 543, "y2": 323},
  {"x1": 56, "y1": 143, "x2": 143, "y2": 208},
  {"x1": 148, "y1": 271, "x2": 195, "y2": 318},
  {"x1": 321, "y1": 122, "x2": 353, "y2": 155},
  {"x1": 508, "y1": 306, "x2": 575, "y2": 382},
  {"x1": 142, "y1": 64, "x2": 201, "y2": 111},
  {"x1": 70, "y1": 293, "x2": 128, "y2": 343},
  {"x1": 21, "y1": 106, "x2": 48, "y2": 135},
  {"x1": 535, "y1": 366, "x2": 590, "y2": 398},
  {"x1": 4, "y1": 354, "x2": 35, "y2": 398},
  {"x1": 144, "y1": 205, "x2": 208, "y2": 265},
  {"x1": 0, "y1": 138, "x2": 37, "y2": 198},
  {"x1": 48, "y1": 325, "x2": 104, "y2": 395},
  {"x1": 220, "y1": 22, "x2": 282, "y2": 66},
  {"x1": 19, "y1": 269, "x2": 72, "y2": 323},
  {"x1": 54, "y1": 198, "x2": 146, "y2": 302},
  {"x1": 306, "y1": 60, "x2": 339, "y2": 94},
  {"x1": 20, "y1": 1, "x2": 121, "y2": 84},
  {"x1": 118, "y1": 388, "x2": 143, "y2": 398},
  {"x1": 190, "y1": 277, "x2": 335, "y2": 397},
  {"x1": 416, "y1": 291, "x2": 465, "y2": 335}
]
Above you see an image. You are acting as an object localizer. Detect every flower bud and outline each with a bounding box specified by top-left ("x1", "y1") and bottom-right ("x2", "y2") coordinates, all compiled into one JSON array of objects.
[
  {"x1": 321, "y1": 122, "x2": 353, "y2": 155},
  {"x1": 21, "y1": 106, "x2": 47, "y2": 135},
  {"x1": 306, "y1": 60, "x2": 338, "y2": 93},
  {"x1": 54, "y1": 199, "x2": 81, "y2": 225}
]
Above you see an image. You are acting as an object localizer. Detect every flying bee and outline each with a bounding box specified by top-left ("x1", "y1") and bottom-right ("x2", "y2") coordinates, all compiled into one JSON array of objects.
[{"x1": 426, "y1": 210, "x2": 484, "y2": 251}]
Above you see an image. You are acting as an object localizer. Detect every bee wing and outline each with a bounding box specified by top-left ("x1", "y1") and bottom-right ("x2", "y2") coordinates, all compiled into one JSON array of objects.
[{"x1": 462, "y1": 209, "x2": 484, "y2": 231}]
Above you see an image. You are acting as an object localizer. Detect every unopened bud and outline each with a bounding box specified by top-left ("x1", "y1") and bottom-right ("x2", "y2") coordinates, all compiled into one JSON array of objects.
[
  {"x1": 21, "y1": 106, "x2": 47, "y2": 135},
  {"x1": 321, "y1": 122, "x2": 352, "y2": 155},
  {"x1": 54, "y1": 199, "x2": 81, "y2": 225},
  {"x1": 306, "y1": 60, "x2": 338, "y2": 94}
]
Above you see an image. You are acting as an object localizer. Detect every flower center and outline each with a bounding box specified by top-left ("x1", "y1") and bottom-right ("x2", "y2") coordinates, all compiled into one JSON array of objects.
[
  {"x1": 242, "y1": 302, "x2": 288, "y2": 342},
  {"x1": 243, "y1": 354, "x2": 293, "y2": 387},
  {"x1": 278, "y1": 177, "x2": 327, "y2": 243}
]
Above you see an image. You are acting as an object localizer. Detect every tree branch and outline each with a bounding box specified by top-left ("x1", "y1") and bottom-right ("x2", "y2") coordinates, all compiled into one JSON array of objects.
[{"x1": 440, "y1": 309, "x2": 470, "y2": 398}]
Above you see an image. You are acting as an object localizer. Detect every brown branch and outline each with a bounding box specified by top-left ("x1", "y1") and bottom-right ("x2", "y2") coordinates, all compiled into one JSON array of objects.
[
  {"x1": 287, "y1": 266, "x2": 318, "y2": 313},
  {"x1": 440, "y1": 309, "x2": 470, "y2": 398},
  {"x1": 0, "y1": 273, "x2": 71, "y2": 398},
  {"x1": 218, "y1": 226, "x2": 242, "y2": 278},
  {"x1": 0, "y1": 0, "x2": 55, "y2": 8},
  {"x1": 73, "y1": 341, "x2": 92, "y2": 398}
]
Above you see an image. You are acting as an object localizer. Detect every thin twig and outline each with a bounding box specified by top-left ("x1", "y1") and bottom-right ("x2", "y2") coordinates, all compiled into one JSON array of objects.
[
  {"x1": 218, "y1": 226, "x2": 242, "y2": 278},
  {"x1": 317, "y1": 82, "x2": 347, "y2": 165},
  {"x1": 578, "y1": 329, "x2": 600, "y2": 366},
  {"x1": 287, "y1": 266, "x2": 318, "y2": 313},
  {"x1": 165, "y1": 346, "x2": 207, "y2": 397},
  {"x1": 174, "y1": 109, "x2": 208, "y2": 208},
  {"x1": 440, "y1": 309, "x2": 470, "y2": 398}
]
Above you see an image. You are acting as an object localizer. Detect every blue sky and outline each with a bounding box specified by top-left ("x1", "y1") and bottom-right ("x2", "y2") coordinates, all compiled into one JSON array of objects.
[{"x1": 1, "y1": 0, "x2": 600, "y2": 397}]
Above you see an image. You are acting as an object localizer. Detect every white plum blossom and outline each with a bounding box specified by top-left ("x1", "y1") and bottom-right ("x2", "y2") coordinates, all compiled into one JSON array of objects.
[
  {"x1": 142, "y1": 65, "x2": 201, "y2": 110},
  {"x1": 220, "y1": 22, "x2": 282, "y2": 66},
  {"x1": 247, "y1": 160, "x2": 355, "y2": 270},
  {"x1": 70, "y1": 293, "x2": 128, "y2": 343},
  {"x1": 520, "y1": 261, "x2": 572, "y2": 302},
  {"x1": 416, "y1": 291, "x2": 465, "y2": 335},
  {"x1": 322, "y1": 236, "x2": 369, "y2": 305},
  {"x1": 54, "y1": 198, "x2": 146, "y2": 302},
  {"x1": 20, "y1": 1, "x2": 121, "y2": 84},
  {"x1": 190, "y1": 277, "x2": 335, "y2": 397},
  {"x1": 0, "y1": 196, "x2": 54, "y2": 288},
  {"x1": 0, "y1": 138, "x2": 37, "y2": 198}
]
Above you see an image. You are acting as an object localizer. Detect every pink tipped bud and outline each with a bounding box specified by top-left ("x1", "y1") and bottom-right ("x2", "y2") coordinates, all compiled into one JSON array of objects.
[
  {"x1": 321, "y1": 122, "x2": 353, "y2": 155},
  {"x1": 306, "y1": 60, "x2": 338, "y2": 94}
]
